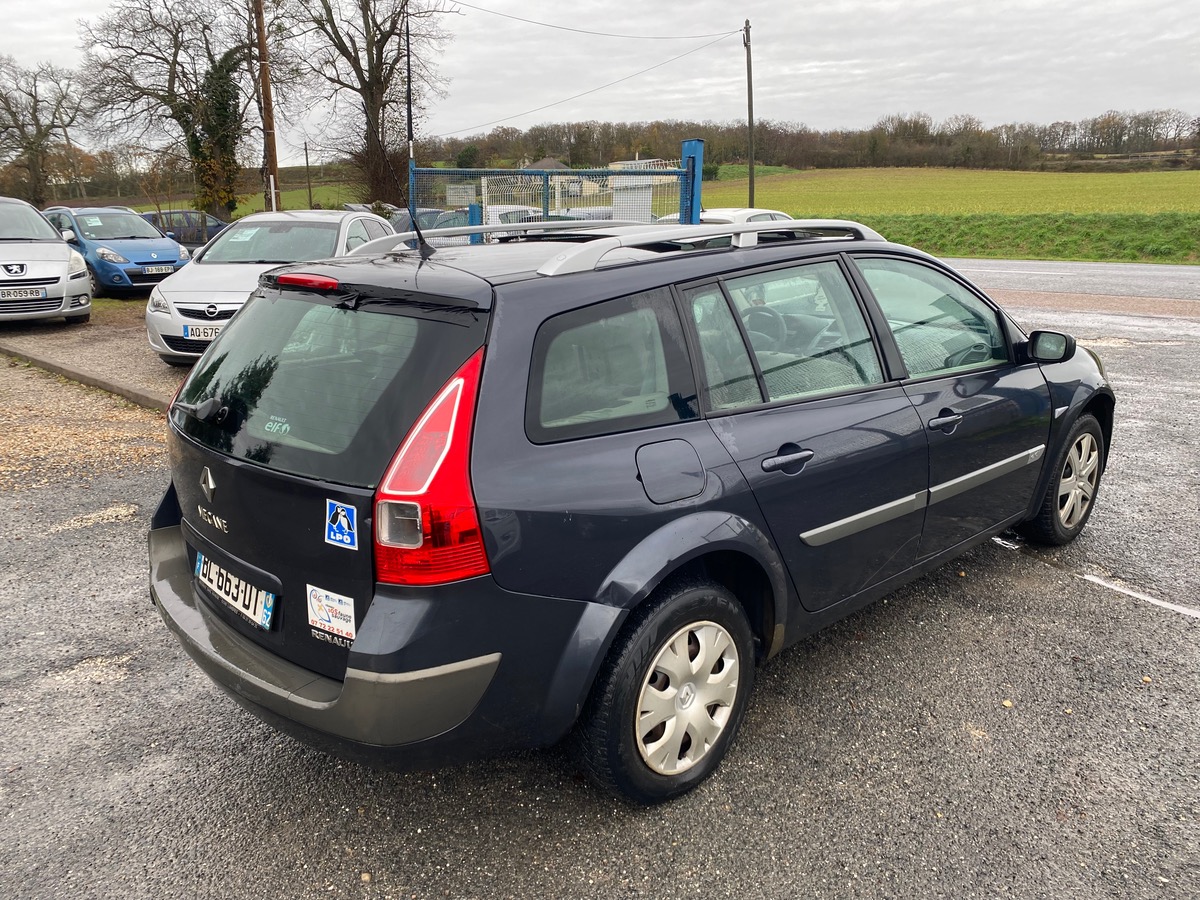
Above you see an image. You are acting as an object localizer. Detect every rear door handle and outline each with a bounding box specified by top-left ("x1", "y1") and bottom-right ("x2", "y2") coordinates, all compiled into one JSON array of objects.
[
  {"x1": 928, "y1": 413, "x2": 963, "y2": 432},
  {"x1": 761, "y1": 449, "x2": 814, "y2": 472}
]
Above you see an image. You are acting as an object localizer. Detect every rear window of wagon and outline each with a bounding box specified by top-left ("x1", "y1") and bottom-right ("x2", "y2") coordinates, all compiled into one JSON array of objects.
[{"x1": 171, "y1": 291, "x2": 487, "y2": 486}]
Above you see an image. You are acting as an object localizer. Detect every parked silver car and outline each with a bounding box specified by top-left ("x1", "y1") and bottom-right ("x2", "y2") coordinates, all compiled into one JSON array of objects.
[
  {"x1": 0, "y1": 197, "x2": 91, "y2": 324},
  {"x1": 145, "y1": 209, "x2": 394, "y2": 366}
]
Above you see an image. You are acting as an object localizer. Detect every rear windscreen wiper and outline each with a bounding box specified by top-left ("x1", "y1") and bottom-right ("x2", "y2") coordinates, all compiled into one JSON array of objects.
[{"x1": 172, "y1": 396, "x2": 231, "y2": 427}]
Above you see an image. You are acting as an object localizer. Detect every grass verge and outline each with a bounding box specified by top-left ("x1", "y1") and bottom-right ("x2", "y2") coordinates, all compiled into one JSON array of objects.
[{"x1": 858, "y1": 213, "x2": 1200, "y2": 263}]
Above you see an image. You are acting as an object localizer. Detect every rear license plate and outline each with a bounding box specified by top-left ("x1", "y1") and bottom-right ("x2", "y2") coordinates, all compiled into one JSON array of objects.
[
  {"x1": 142, "y1": 265, "x2": 175, "y2": 275},
  {"x1": 195, "y1": 552, "x2": 275, "y2": 629},
  {"x1": 183, "y1": 324, "x2": 222, "y2": 340},
  {"x1": 0, "y1": 288, "x2": 47, "y2": 299}
]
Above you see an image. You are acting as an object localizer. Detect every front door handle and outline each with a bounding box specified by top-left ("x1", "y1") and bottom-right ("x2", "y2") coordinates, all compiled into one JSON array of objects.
[
  {"x1": 762, "y1": 449, "x2": 814, "y2": 473},
  {"x1": 928, "y1": 412, "x2": 963, "y2": 432}
]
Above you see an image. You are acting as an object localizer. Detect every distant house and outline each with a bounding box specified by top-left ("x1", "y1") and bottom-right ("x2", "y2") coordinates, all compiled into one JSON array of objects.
[{"x1": 529, "y1": 157, "x2": 570, "y2": 170}]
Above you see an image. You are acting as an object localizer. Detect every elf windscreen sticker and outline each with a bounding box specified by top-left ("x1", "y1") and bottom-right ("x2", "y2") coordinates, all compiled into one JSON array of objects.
[{"x1": 325, "y1": 500, "x2": 358, "y2": 550}]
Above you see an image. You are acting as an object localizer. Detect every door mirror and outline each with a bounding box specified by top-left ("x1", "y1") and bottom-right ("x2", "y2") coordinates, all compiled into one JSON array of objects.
[
  {"x1": 1028, "y1": 330, "x2": 1076, "y2": 363},
  {"x1": 62, "y1": 229, "x2": 77, "y2": 243}
]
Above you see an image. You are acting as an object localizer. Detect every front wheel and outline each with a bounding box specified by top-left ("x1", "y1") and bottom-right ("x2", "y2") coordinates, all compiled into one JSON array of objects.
[
  {"x1": 1019, "y1": 413, "x2": 1105, "y2": 545},
  {"x1": 574, "y1": 580, "x2": 755, "y2": 804}
]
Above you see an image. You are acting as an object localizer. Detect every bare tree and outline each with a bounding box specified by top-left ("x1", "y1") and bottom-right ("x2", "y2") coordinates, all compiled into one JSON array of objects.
[
  {"x1": 0, "y1": 56, "x2": 85, "y2": 206},
  {"x1": 79, "y1": 0, "x2": 302, "y2": 215},
  {"x1": 291, "y1": 0, "x2": 451, "y2": 203}
]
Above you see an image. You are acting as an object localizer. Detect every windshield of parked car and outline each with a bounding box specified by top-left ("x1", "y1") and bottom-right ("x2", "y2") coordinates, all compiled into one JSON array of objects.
[
  {"x1": 0, "y1": 205, "x2": 66, "y2": 241},
  {"x1": 67, "y1": 211, "x2": 166, "y2": 240},
  {"x1": 200, "y1": 220, "x2": 340, "y2": 264}
]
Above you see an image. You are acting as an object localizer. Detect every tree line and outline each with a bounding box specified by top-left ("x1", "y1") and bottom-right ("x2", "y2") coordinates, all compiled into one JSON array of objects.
[{"x1": 430, "y1": 109, "x2": 1199, "y2": 173}]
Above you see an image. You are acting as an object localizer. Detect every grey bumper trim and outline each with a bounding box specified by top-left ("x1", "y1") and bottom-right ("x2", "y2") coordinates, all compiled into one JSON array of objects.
[{"x1": 150, "y1": 525, "x2": 501, "y2": 747}]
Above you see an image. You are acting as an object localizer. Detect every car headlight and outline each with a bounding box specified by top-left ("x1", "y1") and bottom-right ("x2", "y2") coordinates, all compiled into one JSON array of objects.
[
  {"x1": 67, "y1": 250, "x2": 87, "y2": 276},
  {"x1": 147, "y1": 288, "x2": 170, "y2": 314},
  {"x1": 178, "y1": 245, "x2": 191, "y2": 260},
  {"x1": 96, "y1": 247, "x2": 129, "y2": 264}
]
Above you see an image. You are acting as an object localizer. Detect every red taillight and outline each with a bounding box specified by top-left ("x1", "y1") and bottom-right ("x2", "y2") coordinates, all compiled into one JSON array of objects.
[
  {"x1": 374, "y1": 349, "x2": 489, "y2": 586},
  {"x1": 276, "y1": 272, "x2": 340, "y2": 291}
]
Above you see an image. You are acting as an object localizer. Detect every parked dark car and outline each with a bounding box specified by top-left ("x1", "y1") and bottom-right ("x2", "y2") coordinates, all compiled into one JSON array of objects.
[
  {"x1": 141, "y1": 209, "x2": 229, "y2": 249},
  {"x1": 149, "y1": 219, "x2": 1115, "y2": 804}
]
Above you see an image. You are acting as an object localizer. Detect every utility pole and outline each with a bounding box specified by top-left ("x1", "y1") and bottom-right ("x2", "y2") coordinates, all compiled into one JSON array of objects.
[
  {"x1": 744, "y1": 19, "x2": 755, "y2": 207},
  {"x1": 305, "y1": 142, "x2": 313, "y2": 208},
  {"x1": 253, "y1": 0, "x2": 282, "y2": 211}
]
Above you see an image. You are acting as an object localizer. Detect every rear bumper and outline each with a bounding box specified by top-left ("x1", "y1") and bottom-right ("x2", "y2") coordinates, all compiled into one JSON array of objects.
[{"x1": 149, "y1": 522, "x2": 624, "y2": 767}]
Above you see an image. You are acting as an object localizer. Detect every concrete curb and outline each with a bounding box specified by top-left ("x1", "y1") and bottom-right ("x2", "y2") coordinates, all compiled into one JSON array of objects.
[{"x1": 0, "y1": 341, "x2": 171, "y2": 412}]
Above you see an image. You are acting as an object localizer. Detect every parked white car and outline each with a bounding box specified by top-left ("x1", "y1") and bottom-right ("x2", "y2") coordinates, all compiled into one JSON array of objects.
[
  {"x1": 0, "y1": 197, "x2": 91, "y2": 324},
  {"x1": 145, "y1": 209, "x2": 393, "y2": 366},
  {"x1": 699, "y1": 207, "x2": 792, "y2": 224}
]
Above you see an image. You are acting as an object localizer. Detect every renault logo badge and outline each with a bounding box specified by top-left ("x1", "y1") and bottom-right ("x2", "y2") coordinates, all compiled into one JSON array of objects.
[{"x1": 200, "y1": 466, "x2": 216, "y2": 502}]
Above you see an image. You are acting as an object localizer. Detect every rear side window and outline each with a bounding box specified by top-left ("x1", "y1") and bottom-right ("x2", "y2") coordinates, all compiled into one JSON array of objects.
[
  {"x1": 173, "y1": 292, "x2": 487, "y2": 486},
  {"x1": 526, "y1": 287, "x2": 697, "y2": 443}
]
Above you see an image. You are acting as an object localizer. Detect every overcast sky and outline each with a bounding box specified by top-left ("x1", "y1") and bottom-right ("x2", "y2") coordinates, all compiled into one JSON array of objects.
[{"x1": 5, "y1": 0, "x2": 1197, "y2": 163}]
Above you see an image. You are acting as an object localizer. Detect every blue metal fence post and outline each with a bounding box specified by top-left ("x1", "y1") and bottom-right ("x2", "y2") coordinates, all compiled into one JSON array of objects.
[
  {"x1": 468, "y1": 203, "x2": 483, "y2": 244},
  {"x1": 681, "y1": 139, "x2": 704, "y2": 224},
  {"x1": 542, "y1": 173, "x2": 551, "y2": 218}
]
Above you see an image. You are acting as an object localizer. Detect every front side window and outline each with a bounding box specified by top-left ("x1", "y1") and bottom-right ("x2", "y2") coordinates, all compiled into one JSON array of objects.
[
  {"x1": 855, "y1": 257, "x2": 1008, "y2": 377},
  {"x1": 527, "y1": 288, "x2": 697, "y2": 443},
  {"x1": 345, "y1": 218, "x2": 371, "y2": 251}
]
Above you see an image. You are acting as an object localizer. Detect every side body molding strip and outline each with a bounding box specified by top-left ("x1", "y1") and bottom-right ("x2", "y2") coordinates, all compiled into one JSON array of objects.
[{"x1": 799, "y1": 445, "x2": 1045, "y2": 547}]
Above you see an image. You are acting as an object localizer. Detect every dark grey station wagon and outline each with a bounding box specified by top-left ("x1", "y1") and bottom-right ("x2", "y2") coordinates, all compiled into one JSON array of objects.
[{"x1": 149, "y1": 219, "x2": 1114, "y2": 803}]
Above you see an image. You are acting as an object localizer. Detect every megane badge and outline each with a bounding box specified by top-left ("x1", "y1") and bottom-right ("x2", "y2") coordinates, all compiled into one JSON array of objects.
[{"x1": 200, "y1": 466, "x2": 216, "y2": 502}]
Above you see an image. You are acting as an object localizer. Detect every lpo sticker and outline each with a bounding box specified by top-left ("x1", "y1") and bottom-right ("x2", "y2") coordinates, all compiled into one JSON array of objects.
[
  {"x1": 306, "y1": 584, "x2": 356, "y2": 640},
  {"x1": 325, "y1": 499, "x2": 358, "y2": 550}
]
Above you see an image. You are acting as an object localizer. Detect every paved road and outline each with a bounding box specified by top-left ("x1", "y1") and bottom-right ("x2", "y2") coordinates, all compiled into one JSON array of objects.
[
  {"x1": 947, "y1": 258, "x2": 1200, "y2": 301},
  {"x1": 2, "y1": 276, "x2": 1198, "y2": 899}
]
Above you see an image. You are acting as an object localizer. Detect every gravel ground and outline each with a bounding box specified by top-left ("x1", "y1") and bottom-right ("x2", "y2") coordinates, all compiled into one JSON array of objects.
[{"x1": 0, "y1": 299, "x2": 185, "y2": 409}]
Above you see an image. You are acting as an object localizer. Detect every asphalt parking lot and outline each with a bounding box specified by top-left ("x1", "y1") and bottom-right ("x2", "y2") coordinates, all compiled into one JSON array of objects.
[{"x1": 1, "y1": 272, "x2": 1197, "y2": 899}]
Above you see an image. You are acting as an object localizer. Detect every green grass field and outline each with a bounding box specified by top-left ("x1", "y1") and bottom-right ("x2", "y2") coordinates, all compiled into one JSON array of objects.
[{"x1": 704, "y1": 168, "x2": 1200, "y2": 262}]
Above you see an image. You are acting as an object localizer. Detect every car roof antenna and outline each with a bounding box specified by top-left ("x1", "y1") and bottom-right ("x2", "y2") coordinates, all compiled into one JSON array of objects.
[{"x1": 408, "y1": 209, "x2": 436, "y2": 259}]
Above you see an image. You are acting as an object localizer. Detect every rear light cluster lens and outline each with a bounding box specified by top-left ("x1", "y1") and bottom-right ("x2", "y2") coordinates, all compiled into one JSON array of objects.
[{"x1": 374, "y1": 349, "x2": 490, "y2": 586}]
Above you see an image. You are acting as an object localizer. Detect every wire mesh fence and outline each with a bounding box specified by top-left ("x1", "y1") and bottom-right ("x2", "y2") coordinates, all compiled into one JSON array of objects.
[{"x1": 409, "y1": 159, "x2": 692, "y2": 242}]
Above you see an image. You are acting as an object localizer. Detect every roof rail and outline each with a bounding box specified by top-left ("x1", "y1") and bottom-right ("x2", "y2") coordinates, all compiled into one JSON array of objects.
[
  {"x1": 535, "y1": 219, "x2": 885, "y2": 276},
  {"x1": 348, "y1": 219, "x2": 649, "y2": 257}
]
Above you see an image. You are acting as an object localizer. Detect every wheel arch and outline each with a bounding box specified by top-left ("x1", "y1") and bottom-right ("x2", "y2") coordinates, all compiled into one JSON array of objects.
[{"x1": 595, "y1": 510, "x2": 791, "y2": 661}]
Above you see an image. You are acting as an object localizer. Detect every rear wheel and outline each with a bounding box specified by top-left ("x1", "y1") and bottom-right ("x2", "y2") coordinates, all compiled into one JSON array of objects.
[
  {"x1": 575, "y1": 579, "x2": 755, "y2": 804},
  {"x1": 1019, "y1": 413, "x2": 1104, "y2": 545}
]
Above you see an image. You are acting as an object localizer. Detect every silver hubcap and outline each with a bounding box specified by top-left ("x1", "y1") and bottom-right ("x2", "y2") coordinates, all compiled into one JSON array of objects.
[
  {"x1": 1057, "y1": 432, "x2": 1099, "y2": 529},
  {"x1": 635, "y1": 620, "x2": 740, "y2": 776}
]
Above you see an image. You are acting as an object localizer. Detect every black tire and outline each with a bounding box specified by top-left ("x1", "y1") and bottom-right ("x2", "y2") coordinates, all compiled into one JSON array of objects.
[
  {"x1": 574, "y1": 579, "x2": 755, "y2": 804},
  {"x1": 87, "y1": 266, "x2": 104, "y2": 299},
  {"x1": 65, "y1": 312, "x2": 90, "y2": 325},
  {"x1": 1018, "y1": 413, "x2": 1105, "y2": 546}
]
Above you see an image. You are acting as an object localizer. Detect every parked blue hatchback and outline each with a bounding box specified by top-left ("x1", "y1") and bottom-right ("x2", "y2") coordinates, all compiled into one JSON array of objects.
[{"x1": 43, "y1": 206, "x2": 189, "y2": 297}]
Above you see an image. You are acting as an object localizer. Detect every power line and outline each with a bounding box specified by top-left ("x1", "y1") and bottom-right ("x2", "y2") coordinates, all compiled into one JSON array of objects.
[
  {"x1": 436, "y1": 32, "x2": 738, "y2": 137},
  {"x1": 450, "y1": 1, "x2": 738, "y2": 40}
]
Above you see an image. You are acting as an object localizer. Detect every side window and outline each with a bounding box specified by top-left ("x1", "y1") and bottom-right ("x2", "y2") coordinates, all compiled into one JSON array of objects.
[
  {"x1": 684, "y1": 285, "x2": 762, "y2": 410},
  {"x1": 344, "y1": 219, "x2": 370, "y2": 252},
  {"x1": 363, "y1": 219, "x2": 388, "y2": 241},
  {"x1": 527, "y1": 288, "x2": 697, "y2": 443},
  {"x1": 726, "y1": 261, "x2": 884, "y2": 403},
  {"x1": 855, "y1": 257, "x2": 1008, "y2": 377}
]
